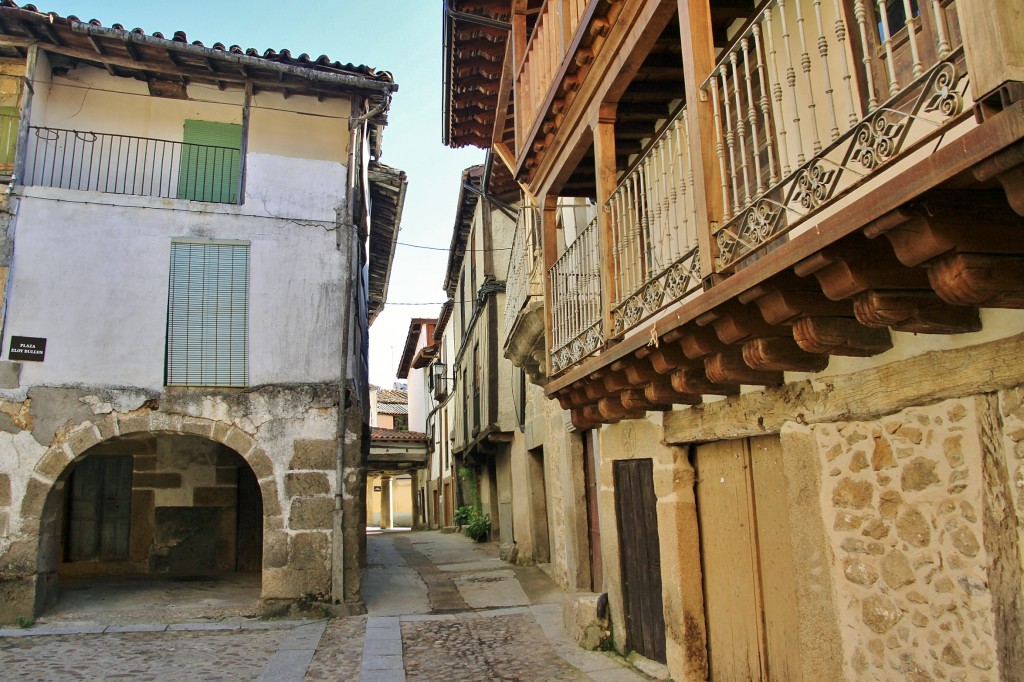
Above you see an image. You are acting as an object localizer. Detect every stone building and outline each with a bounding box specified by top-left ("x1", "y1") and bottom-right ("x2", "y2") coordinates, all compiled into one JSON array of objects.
[
  {"x1": 0, "y1": 5, "x2": 405, "y2": 623},
  {"x1": 444, "y1": 1, "x2": 1024, "y2": 680}
]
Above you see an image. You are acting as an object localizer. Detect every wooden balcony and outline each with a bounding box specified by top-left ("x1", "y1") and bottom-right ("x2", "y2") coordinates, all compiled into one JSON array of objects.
[
  {"x1": 705, "y1": 0, "x2": 969, "y2": 270},
  {"x1": 514, "y1": 0, "x2": 589, "y2": 153},
  {"x1": 445, "y1": 1, "x2": 1024, "y2": 426},
  {"x1": 527, "y1": 1, "x2": 1024, "y2": 430},
  {"x1": 608, "y1": 106, "x2": 703, "y2": 339},
  {"x1": 549, "y1": 215, "x2": 602, "y2": 373}
]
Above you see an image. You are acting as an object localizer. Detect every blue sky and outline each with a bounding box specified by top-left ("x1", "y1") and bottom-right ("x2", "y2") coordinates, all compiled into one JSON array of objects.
[{"x1": 35, "y1": 0, "x2": 483, "y2": 388}]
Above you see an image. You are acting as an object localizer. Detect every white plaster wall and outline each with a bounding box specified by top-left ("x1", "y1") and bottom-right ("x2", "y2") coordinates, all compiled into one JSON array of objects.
[
  {"x1": 28, "y1": 64, "x2": 348, "y2": 221},
  {"x1": 244, "y1": 153, "x2": 345, "y2": 222},
  {"x1": 36, "y1": 67, "x2": 242, "y2": 142},
  {"x1": 4, "y1": 192, "x2": 344, "y2": 389}
]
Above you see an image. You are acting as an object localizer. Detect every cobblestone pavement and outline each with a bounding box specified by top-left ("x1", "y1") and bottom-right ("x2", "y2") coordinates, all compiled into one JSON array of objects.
[
  {"x1": 303, "y1": 616, "x2": 366, "y2": 680},
  {"x1": 0, "y1": 530, "x2": 650, "y2": 681},
  {"x1": 0, "y1": 623, "x2": 293, "y2": 681},
  {"x1": 401, "y1": 612, "x2": 586, "y2": 681}
]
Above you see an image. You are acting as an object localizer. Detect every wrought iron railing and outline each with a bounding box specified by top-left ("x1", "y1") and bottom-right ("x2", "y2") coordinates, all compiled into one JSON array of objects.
[
  {"x1": 608, "y1": 106, "x2": 702, "y2": 339},
  {"x1": 703, "y1": 0, "x2": 967, "y2": 268},
  {"x1": 549, "y1": 216, "x2": 602, "y2": 374},
  {"x1": 503, "y1": 204, "x2": 541, "y2": 344},
  {"x1": 22, "y1": 126, "x2": 241, "y2": 203},
  {"x1": 515, "y1": 0, "x2": 590, "y2": 151}
]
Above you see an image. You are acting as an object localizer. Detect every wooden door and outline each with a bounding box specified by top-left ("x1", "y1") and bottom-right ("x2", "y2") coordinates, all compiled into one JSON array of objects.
[
  {"x1": 696, "y1": 440, "x2": 765, "y2": 681},
  {"x1": 443, "y1": 480, "x2": 454, "y2": 526},
  {"x1": 853, "y1": 0, "x2": 962, "y2": 106},
  {"x1": 527, "y1": 448, "x2": 551, "y2": 563},
  {"x1": 696, "y1": 436, "x2": 800, "y2": 682},
  {"x1": 66, "y1": 456, "x2": 132, "y2": 562},
  {"x1": 432, "y1": 489, "x2": 440, "y2": 529},
  {"x1": 614, "y1": 459, "x2": 666, "y2": 663}
]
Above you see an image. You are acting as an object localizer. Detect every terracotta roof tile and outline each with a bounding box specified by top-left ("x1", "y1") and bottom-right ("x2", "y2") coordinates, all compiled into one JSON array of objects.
[{"x1": 371, "y1": 428, "x2": 428, "y2": 442}]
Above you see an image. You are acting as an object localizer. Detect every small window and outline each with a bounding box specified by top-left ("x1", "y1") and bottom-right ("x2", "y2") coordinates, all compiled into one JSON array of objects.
[
  {"x1": 166, "y1": 240, "x2": 249, "y2": 387},
  {"x1": 878, "y1": 0, "x2": 920, "y2": 41},
  {"x1": 177, "y1": 120, "x2": 242, "y2": 203}
]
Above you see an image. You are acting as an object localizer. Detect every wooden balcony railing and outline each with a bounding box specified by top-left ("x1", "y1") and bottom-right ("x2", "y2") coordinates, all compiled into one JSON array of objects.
[
  {"x1": 608, "y1": 106, "x2": 703, "y2": 339},
  {"x1": 23, "y1": 126, "x2": 241, "y2": 203},
  {"x1": 503, "y1": 204, "x2": 541, "y2": 344},
  {"x1": 703, "y1": 0, "x2": 967, "y2": 268},
  {"x1": 514, "y1": 0, "x2": 589, "y2": 153},
  {"x1": 549, "y1": 215, "x2": 602, "y2": 374}
]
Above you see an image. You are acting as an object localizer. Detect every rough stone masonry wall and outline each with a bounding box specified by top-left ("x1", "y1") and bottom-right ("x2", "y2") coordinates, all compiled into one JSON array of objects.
[
  {"x1": 0, "y1": 382, "x2": 344, "y2": 623},
  {"x1": 812, "y1": 396, "x2": 1011, "y2": 680}
]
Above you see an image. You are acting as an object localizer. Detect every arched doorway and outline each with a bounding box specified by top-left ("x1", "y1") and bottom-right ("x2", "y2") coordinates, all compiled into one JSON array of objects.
[{"x1": 36, "y1": 431, "x2": 263, "y2": 616}]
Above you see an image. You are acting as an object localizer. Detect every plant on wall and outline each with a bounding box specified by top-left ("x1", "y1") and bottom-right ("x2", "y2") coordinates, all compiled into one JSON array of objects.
[{"x1": 457, "y1": 466, "x2": 490, "y2": 542}]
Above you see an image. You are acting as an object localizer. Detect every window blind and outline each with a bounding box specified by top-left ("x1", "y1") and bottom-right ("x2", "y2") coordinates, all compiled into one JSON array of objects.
[{"x1": 166, "y1": 240, "x2": 249, "y2": 387}]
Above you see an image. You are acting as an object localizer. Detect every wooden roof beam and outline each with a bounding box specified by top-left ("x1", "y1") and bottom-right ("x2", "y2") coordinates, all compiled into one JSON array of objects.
[
  {"x1": 83, "y1": 34, "x2": 105, "y2": 56},
  {"x1": 123, "y1": 38, "x2": 141, "y2": 62}
]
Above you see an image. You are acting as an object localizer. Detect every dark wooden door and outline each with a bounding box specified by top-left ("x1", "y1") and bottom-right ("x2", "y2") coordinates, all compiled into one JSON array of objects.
[
  {"x1": 614, "y1": 459, "x2": 666, "y2": 663},
  {"x1": 66, "y1": 456, "x2": 132, "y2": 562}
]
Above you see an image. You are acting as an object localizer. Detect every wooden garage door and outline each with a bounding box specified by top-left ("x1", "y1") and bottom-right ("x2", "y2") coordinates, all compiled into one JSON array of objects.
[
  {"x1": 695, "y1": 436, "x2": 801, "y2": 682},
  {"x1": 614, "y1": 458, "x2": 666, "y2": 663},
  {"x1": 66, "y1": 455, "x2": 132, "y2": 562}
]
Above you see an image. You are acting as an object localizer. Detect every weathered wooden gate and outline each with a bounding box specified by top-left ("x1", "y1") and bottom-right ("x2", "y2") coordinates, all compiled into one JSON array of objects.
[
  {"x1": 66, "y1": 455, "x2": 132, "y2": 562},
  {"x1": 614, "y1": 458, "x2": 666, "y2": 663},
  {"x1": 695, "y1": 436, "x2": 800, "y2": 682}
]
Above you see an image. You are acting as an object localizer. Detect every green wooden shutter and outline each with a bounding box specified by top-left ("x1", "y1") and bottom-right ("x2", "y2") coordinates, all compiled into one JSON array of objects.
[
  {"x1": 0, "y1": 105, "x2": 18, "y2": 171},
  {"x1": 166, "y1": 241, "x2": 249, "y2": 387},
  {"x1": 177, "y1": 120, "x2": 242, "y2": 203}
]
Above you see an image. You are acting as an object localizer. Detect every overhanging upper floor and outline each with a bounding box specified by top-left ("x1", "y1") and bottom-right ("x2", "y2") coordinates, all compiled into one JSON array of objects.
[{"x1": 449, "y1": 0, "x2": 1024, "y2": 427}]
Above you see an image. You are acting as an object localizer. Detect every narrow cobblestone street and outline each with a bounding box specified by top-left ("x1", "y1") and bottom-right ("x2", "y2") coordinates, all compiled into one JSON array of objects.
[{"x1": 0, "y1": 531, "x2": 648, "y2": 681}]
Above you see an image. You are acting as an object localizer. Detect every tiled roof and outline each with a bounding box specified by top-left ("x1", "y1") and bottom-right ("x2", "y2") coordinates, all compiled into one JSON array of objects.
[
  {"x1": 371, "y1": 428, "x2": 428, "y2": 442},
  {"x1": 368, "y1": 162, "x2": 408, "y2": 325},
  {"x1": 0, "y1": 2, "x2": 396, "y2": 100},
  {"x1": 377, "y1": 388, "x2": 408, "y2": 404},
  {"x1": 377, "y1": 403, "x2": 408, "y2": 416}
]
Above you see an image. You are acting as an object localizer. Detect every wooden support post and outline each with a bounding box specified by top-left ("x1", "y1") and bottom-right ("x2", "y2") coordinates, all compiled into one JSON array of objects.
[
  {"x1": 239, "y1": 80, "x2": 252, "y2": 205},
  {"x1": 512, "y1": 1, "x2": 529, "y2": 152},
  {"x1": 959, "y1": 0, "x2": 1024, "y2": 101},
  {"x1": 677, "y1": 0, "x2": 722, "y2": 280},
  {"x1": 594, "y1": 103, "x2": 618, "y2": 346},
  {"x1": 542, "y1": 193, "x2": 560, "y2": 377},
  {"x1": 13, "y1": 44, "x2": 38, "y2": 186}
]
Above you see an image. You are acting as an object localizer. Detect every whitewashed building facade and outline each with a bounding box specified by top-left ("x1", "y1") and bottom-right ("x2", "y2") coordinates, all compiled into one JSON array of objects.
[{"x1": 0, "y1": 4, "x2": 404, "y2": 622}]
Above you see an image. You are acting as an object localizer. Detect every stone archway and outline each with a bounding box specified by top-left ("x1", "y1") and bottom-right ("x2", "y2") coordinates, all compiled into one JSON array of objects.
[{"x1": 20, "y1": 411, "x2": 278, "y2": 617}]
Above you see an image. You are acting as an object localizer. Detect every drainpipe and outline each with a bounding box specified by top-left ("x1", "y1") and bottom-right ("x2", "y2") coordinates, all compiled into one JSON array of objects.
[{"x1": 333, "y1": 93, "x2": 393, "y2": 606}]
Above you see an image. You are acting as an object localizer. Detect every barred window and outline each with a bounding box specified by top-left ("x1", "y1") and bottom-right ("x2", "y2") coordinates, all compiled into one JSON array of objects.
[{"x1": 165, "y1": 240, "x2": 249, "y2": 387}]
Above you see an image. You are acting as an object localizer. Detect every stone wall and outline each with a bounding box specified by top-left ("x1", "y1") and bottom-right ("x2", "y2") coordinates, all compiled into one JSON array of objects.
[
  {"x1": 0, "y1": 382, "x2": 352, "y2": 624},
  {"x1": 811, "y1": 397, "x2": 1001, "y2": 680}
]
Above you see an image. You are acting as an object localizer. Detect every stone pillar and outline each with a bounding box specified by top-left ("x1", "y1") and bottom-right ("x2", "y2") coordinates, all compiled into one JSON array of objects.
[
  {"x1": 379, "y1": 475, "x2": 392, "y2": 530},
  {"x1": 411, "y1": 476, "x2": 421, "y2": 529}
]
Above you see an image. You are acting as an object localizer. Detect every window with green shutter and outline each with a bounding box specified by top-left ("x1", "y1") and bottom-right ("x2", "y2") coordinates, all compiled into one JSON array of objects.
[
  {"x1": 0, "y1": 105, "x2": 18, "y2": 174},
  {"x1": 166, "y1": 240, "x2": 249, "y2": 387},
  {"x1": 176, "y1": 120, "x2": 242, "y2": 203}
]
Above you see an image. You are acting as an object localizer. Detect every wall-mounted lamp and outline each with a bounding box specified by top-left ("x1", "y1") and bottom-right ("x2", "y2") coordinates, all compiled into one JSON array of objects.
[{"x1": 430, "y1": 362, "x2": 454, "y2": 398}]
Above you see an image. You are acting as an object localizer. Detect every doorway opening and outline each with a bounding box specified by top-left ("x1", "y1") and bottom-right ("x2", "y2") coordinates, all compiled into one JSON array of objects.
[{"x1": 38, "y1": 432, "x2": 263, "y2": 620}]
